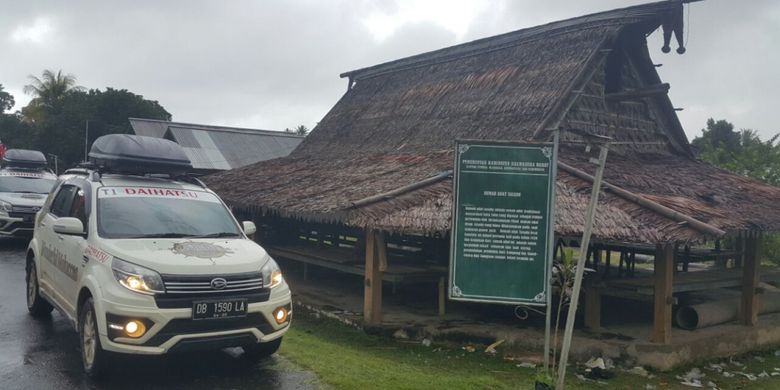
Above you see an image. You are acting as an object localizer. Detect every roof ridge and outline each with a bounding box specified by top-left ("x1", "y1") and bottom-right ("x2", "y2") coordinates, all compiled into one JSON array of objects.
[
  {"x1": 341, "y1": 1, "x2": 676, "y2": 81},
  {"x1": 166, "y1": 124, "x2": 302, "y2": 138},
  {"x1": 129, "y1": 117, "x2": 302, "y2": 138}
]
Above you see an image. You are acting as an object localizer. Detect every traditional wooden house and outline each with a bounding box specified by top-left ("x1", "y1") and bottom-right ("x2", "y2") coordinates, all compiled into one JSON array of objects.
[{"x1": 204, "y1": 1, "x2": 780, "y2": 345}]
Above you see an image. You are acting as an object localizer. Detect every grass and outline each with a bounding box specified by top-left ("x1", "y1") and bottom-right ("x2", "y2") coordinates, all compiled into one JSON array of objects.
[{"x1": 279, "y1": 308, "x2": 780, "y2": 389}]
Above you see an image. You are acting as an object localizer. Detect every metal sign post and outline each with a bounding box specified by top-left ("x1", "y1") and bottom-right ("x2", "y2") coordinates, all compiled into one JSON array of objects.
[
  {"x1": 556, "y1": 143, "x2": 610, "y2": 389},
  {"x1": 543, "y1": 130, "x2": 559, "y2": 372}
]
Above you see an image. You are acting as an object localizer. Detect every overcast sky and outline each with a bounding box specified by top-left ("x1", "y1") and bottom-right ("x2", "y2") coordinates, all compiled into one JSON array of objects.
[{"x1": 2, "y1": 0, "x2": 778, "y2": 141}]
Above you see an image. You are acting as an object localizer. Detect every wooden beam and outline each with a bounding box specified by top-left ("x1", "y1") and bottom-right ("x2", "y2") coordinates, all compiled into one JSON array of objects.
[
  {"x1": 605, "y1": 83, "x2": 670, "y2": 101},
  {"x1": 741, "y1": 231, "x2": 762, "y2": 325},
  {"x1": 652, "y1": 243, "x2": 674, "y2": 344},
  {"x1": 349, "y1": 171, "x2": 452, "y2": 209},
  {"x1": 364, "y1": 230, "x2": 384, "y2": 324},
  {"x1": 558, "y1": 162, "x2": 726, "y2": 237}
]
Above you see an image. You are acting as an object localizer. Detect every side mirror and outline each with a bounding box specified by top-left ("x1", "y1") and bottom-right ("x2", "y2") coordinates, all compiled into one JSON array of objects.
[
  {"x1": 242, "y1": 221, "x2": 256, "y2": 236},
  {"x1": 53, "y1": 217, "x2": 85, "y2": 236}
]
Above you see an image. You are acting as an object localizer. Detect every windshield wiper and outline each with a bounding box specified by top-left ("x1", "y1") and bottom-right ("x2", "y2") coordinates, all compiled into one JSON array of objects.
[
  {"x1": 125, "y1": 233, "x2": 200, "y2": 239},
  {"x1": 190, "y1": 232, "x2": 241, "y2": 238}
]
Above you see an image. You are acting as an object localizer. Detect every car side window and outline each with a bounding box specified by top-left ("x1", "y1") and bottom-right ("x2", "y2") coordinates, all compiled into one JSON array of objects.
[
  {"x1": 69, "y1": 189, "x2": 88, "y2": 233},
  {"x1": 50, "y1": 185, "x2": 77, "y2": 218}
]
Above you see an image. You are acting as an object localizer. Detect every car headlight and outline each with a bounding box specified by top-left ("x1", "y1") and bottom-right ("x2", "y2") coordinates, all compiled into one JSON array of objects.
[
  {"x1": 112, "y1": 258, "x2": 165, "y2": 295},
  {"x1": 0, "y1": 200, "x2": 12, "y2": 214},
  {"x1": 261, "y1": 258, "x2": 283, "y2": 289}
]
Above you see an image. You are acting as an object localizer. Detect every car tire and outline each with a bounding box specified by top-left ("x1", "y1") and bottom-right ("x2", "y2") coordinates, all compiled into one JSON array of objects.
[
  {"x1": 79, "y1": 298, "x2": 110, "y2": 378},
  {"x1": 26, "y1": 261, "x2": 53, "y2": 317},
  {"x1": 243, "y1": 337, "x2": 282, "y2": 360}
]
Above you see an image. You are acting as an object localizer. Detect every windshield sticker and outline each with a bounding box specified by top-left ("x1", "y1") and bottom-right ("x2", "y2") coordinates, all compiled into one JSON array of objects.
[
  {"x1": 172, "y1": 241, "x2": 233, "y2": 261},
  {"x1": 84, "y1": 245, "x2": 112, "y2": 264},
  {"x1": 98, "y1": 187, "x2": 220, "y2": 203}
]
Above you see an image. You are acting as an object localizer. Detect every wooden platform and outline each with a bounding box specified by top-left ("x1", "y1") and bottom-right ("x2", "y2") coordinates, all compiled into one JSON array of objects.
[
  {"x1": 604, "y1": 267, "x2": 780, "y2": 295},
  {"x1": 267, "y1": 243, "x2": 448, "y2": 319}
]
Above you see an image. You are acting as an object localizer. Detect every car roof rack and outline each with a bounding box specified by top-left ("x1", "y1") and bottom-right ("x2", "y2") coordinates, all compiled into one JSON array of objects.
[
  {"x1": 63, "y1": 168, "x2": 90, "y2": 176},
  {"x1": 89, "y1": 134, "x2": 193, "y2": 175},
  {"x1": 3, "y1": 149, "x2": 48, "y2": 169}
]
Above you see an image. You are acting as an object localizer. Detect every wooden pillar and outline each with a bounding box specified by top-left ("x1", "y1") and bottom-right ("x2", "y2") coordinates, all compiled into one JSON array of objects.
[
  {"x1": 734, "y1": 235, "x2": 744, "y2": 268},
  {"x1": 364, "y1": 229, "x2": 384, "y2": 324},
  {"x1": 741, "y1": 231, "x2": 762, "y2": 326},
  {"x1": 652, "y1": 243, "x2": 674, "y2": 344},
  {"x1": 584, "y1": 282, "x2": 601, "y2": 330},
  {"x1": 438, "y1": 277, "x2": 446, "y2": 317}
]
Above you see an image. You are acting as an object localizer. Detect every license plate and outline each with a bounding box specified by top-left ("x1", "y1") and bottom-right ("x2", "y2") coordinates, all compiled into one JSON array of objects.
[{"x1": 192, "y1": 298, "x2": 248, "y2": 320}]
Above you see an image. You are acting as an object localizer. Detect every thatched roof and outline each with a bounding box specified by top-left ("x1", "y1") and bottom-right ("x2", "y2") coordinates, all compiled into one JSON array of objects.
[{"x1": 205, "y1": 1, "x2": 780, "y2": 244}]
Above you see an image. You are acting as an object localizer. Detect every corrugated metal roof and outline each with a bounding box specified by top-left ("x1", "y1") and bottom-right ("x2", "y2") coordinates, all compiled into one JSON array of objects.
[
  {"x1": 129, "y1": 118, "x2": 170, "y2": 138},
  {"x1": 128, "y1": 118, "x2": 303, "y2": 171}
]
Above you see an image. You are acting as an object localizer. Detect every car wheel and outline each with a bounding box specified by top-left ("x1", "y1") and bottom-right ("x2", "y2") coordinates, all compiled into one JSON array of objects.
[
  {"x1": 26, "y1": 261, "x2": 53, "y2": 317},
  {"x1": 80, "y1": 298, "x2": 110, "y2": 377},
  {"x1": 243, "y1": 337, "x2": 282, "y2": 360}
]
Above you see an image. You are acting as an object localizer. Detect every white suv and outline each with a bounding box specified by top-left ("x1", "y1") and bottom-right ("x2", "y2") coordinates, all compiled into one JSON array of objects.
[
  {"x1": 25, "y1": 135, "x2": 292, "y2": 377},
  {"x1": 0, "y1": 149, "x2": 57, "y2": 236}
]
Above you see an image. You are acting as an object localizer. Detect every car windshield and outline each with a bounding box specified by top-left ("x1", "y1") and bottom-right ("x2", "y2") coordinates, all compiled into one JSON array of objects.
[
  {"x1": 96, "y1": 186, "x2": 242, "y2": 239},
  {"x1": 0, "y1": 175, "x2": 57, "y2": 194}
]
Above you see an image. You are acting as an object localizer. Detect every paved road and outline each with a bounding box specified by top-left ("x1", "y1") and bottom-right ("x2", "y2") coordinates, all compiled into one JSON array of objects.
[{"x1": 0, "y1": 238, "x2": 320, "y2": 390}]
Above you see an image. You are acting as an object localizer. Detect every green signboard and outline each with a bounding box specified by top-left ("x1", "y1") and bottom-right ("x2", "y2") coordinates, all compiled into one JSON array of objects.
[{"x1": 449, "y1": 140, "x2": 557, "y2": 305}]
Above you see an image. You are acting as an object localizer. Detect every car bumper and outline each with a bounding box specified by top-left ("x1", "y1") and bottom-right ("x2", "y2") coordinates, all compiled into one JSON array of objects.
[
  {"x1": 98, "y1": 289, "x2": 292, "y2": 355},
  {"x1": 0, "y1": 213, "x2": 34, "y2": 236}
]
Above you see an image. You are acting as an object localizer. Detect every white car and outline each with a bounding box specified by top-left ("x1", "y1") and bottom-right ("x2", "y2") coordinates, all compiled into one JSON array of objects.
[
  {"x1": 0, "y1": 150, "x2": 57, "y2": 236},
  {"x1": 25, "y1": 135, "x2": 292, "y2": 377}
]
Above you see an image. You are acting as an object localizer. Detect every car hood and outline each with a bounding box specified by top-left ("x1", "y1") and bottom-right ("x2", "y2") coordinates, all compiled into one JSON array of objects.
[
  {"x1": 98, "y1": 238, "x2": 271, "y2": 275},
  {"x1": 0, "y1": 192, "x2": 47, "y2": 208}
]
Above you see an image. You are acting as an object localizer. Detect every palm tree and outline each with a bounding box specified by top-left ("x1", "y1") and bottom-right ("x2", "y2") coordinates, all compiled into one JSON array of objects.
[
  {"x1": 23, "y1": 69, "x2": 83, "y2": 122},
  {"x1": 24, "y1": 69, "x2": 83, "y2": 105}
]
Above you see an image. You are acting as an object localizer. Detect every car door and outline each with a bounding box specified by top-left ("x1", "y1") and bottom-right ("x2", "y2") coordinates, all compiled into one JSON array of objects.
[
  {"x1": 38, "y1": 184, "x2": 78, "y2": 314},
  {"x1": 57, "y1": 184, "x2": 90, "y2": 311}
]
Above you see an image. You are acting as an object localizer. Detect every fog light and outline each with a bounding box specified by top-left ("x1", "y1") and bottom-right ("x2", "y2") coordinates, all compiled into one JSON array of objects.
[
  {"x1": 124, "y1": 320, "x2": 146, "y2": 338},
  {"x1": 273, "y1": 307, "x2": 289, "y2": 324}
]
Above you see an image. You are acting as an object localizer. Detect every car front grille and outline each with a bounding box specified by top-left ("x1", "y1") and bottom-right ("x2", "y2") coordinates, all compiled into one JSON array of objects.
[
  {"x1": 8, "y1": 211, "x2": 35, "y2": 219},
  {"x1": 11, "y1": 205, "x2": 40, "y2": 213},
  {"x1": 155, "y1": 272, "x2": 270, "y2": 309},
  {"x1": 162, "y1": 272, "x2": 264, "y2": 294}
]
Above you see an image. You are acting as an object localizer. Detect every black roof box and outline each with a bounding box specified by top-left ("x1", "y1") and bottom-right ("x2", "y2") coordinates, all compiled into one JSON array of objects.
[
  {"x1": 89, "y1": 134, "x2": 193, "y2": 174},
  {"x1": 3, "y1": 149, "x2": 48, "y2": 168}
]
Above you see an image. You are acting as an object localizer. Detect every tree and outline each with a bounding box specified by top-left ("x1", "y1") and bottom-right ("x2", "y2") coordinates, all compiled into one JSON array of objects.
[
  {"x1": 38, "y1": 88, "x2": 170, "y2": 168},
  {"x1": 0, "y1": 84, "x2": 14, "y2": 113},
  {"x1": 691, "y1": 118, "x2": 740, "y2": 159},
  {"x1": 0, "y1": 112, "x2": 37, "y2": 150},
  {"x1": 693, "y1": 119, "x2": 780, "y2": 187},
  {"x1": 285, "y1": 125, "x2": 309, "y2": 136},
  {"x1": 294, "y1": 125, "x2": 309, "y2": 136},
  {"x1": 22, "y1": 69, "x2": 84, "y2": 123}
]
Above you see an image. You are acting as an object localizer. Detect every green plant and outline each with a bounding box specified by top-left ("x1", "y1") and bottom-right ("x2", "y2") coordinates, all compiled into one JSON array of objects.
[
  {"x1": 763, "y1": 234, "x2": 780, "y2": 266},
  {"x1": 534, "y1": 369, "x2": 554, "y2": 389}
]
